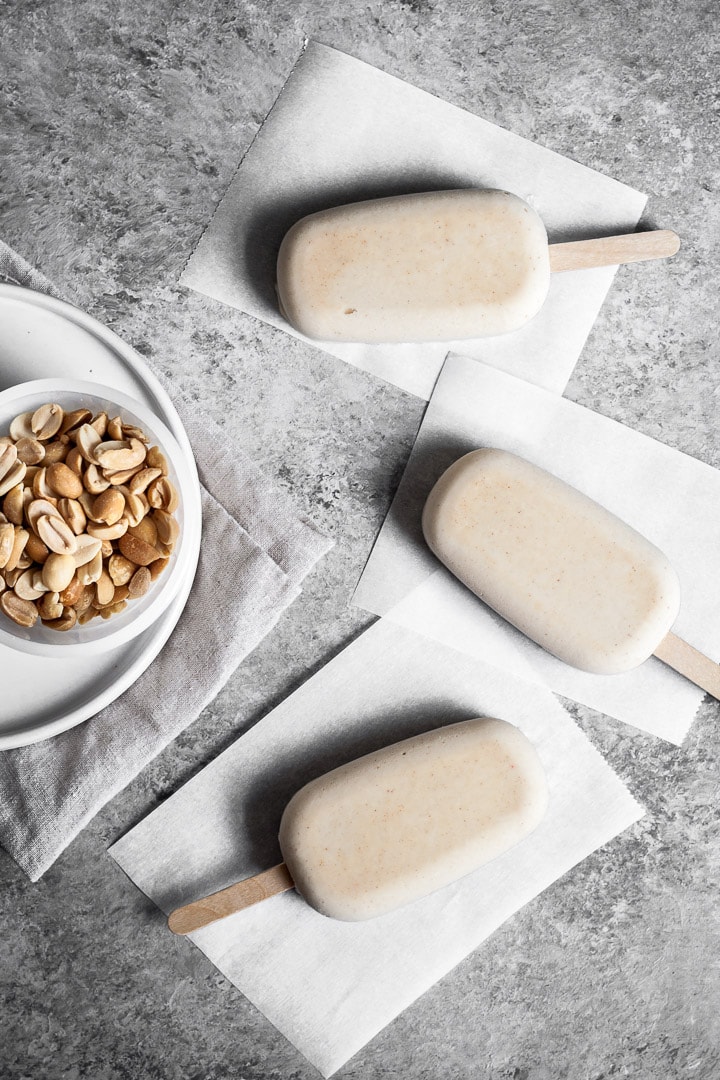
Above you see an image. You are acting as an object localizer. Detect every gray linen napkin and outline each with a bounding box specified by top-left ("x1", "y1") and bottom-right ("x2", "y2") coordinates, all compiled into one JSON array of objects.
[{"x1": 0, "y1": 241, "x2": 332, "y2": 881}]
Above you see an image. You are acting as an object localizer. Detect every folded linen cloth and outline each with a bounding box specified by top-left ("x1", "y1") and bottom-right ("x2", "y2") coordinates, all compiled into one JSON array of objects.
[{"x1": 0, "y1": 241, "x2": 332, "y2": 881}]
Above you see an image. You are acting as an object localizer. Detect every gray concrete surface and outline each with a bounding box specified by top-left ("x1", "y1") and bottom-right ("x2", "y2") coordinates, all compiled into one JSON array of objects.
[{"x1": 1, "y1": 1, "x2": 719, "y2": 1077}]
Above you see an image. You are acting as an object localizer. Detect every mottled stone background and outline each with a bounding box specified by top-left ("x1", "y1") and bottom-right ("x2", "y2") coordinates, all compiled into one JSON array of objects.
[{"x1": 1, "y1": 1, "x2": 719, "y2": 1078}]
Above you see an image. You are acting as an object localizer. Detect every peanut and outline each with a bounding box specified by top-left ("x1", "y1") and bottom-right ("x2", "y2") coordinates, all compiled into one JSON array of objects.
[
  {"x1": 3, "y1": 485, "x2": 24, "y2": 526},
  {"x1": 108, "y1": 553, "x2": 136, "y2": 586},
  {"x1": 1, "y1": 590, "x2": 38, "y2": 627},
  {"x1": 15, "y1": 437, "x2": 44, "y2": 465},
  {"x1": 42, "y1": 553, "x2": 77, "y2": 593},
  {"x1": 59, "y1": 575, "x2": 85, "y2": 606},
  {"x1": 90, "y1": 488, "x2": 125, "y2": 525},
  {"x1": 31, "y1": 403, "x2": 64, "y2": 441},
  {"x1": 37, "y1": 591, "x2": 63, "y2": 621},
  {"x1": 60, "y1": 408, "x2": 92, "y2": 435},
  {"x1": 9, "y1": 412, "x2": 35, "y2": 441},
  {"x1": 44, "y1": 608, "x2": 78, "y2": 632},
  {"x1": 0, "y1": 459, "x2": 26, "y2": 497},
  {"x1": 36, "y1": 514, "x2": 78, "y2": 556},
  {"x1": 0, "y1": 522, "x2": 17, "y2": 567},
  {"x1": 128, "y1": 566, "x2": 151, "y2": 598},
  {"x1": 118, "y1": 532, "x2": 160, "y2": 566},
  {"x1": 47, "y1": 461, "x2": 83, "y2": 499}
]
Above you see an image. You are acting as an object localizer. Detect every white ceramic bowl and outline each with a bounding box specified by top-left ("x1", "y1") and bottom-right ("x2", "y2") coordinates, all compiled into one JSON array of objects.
[{"x1": 0, "y1": 378, "x2": 202, "y2": 656}]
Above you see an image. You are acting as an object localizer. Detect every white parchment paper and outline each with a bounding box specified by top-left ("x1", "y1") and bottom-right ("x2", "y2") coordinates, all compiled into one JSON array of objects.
[
  {"x1": 181, "y1": 41, "x2": 647, "y2": 400},
  {"x1": 353, "y1": 355, "x2": 720, "y2": 744},
  {"x1": 110, "y1": 619, "x2": 642, "y2": 1077}
]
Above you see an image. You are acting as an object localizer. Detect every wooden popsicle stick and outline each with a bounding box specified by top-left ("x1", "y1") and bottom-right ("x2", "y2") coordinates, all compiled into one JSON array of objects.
[
  {"x1": 653, "y1": 632, "x2": 720, "y2": 700},
  {"x1": 168, "y1": 862, "x2": 295, "y2": 935},
  {"x1": 548, "y1": 229, "x2": 680, "y2": 272}
]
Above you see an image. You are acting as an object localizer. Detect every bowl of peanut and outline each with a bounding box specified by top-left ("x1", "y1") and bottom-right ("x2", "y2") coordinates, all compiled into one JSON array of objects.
[{"x1": 0, "y1": 379, "x2": 201, "y2": 656}]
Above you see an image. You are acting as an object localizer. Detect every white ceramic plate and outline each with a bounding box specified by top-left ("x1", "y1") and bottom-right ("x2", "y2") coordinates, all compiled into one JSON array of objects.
[{"x1": 0, "y1": 285, "x2": 201, "y2": 748}]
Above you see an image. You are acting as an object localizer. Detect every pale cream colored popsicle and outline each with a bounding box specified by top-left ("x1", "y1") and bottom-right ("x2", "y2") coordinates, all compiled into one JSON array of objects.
[
  {"x1": 275, "y1": 189, "x2": 679, "y2": 343},
  {"x1": 422, "y1": 449, "x2": 720, "y2": 689},
  {"x1": 276, "y1": 189, "x2": 551, "y2": 342},
  {"x1": 167, "y1": 717, "x2": 547, "y2": 932}
]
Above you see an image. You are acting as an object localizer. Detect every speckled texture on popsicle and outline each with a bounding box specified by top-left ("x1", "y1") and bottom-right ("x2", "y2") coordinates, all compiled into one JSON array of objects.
[{"x1": 1, "y1": 1, "x2": 719, "y2": 1078}]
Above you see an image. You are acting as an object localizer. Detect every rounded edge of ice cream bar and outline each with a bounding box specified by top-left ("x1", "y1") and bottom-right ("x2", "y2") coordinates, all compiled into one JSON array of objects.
[
  {"x1": 275, "y1": 188, "x2": 552, "y2": 343},
  {"x1": 422, "y1": 448, "x2": 682, "y2": 676},
  {"x1": 277, "y1": 716, "x2": 548, "y2": 922}
]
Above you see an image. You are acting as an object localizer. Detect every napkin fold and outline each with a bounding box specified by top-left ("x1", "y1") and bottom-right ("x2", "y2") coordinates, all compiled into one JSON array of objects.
[{"x1": 0, "y1": 242, "x2": 332, "y2": 881}]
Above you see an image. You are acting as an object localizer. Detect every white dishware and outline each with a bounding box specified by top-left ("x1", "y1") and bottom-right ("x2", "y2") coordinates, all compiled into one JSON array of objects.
[{"x1": 0, "y1": 284, "x2": 201, "y2": 748}]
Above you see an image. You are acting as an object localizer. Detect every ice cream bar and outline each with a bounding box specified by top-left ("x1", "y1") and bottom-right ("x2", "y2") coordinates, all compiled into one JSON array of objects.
[
  {"x1": 422, "y1": 449, "x2": 720, "y2": 696},
  {"x1": 275, "y1": 189, "x2": 679, "y2": 343},
  {"x1": 167, "y1": 717, "x2": 547, "y2": 932}
]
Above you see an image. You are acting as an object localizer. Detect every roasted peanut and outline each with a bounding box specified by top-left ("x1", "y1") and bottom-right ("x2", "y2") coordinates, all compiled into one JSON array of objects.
[
  {"x1": 25, "y1": 533, "x2": 49, "y2": 564},
  {"x1": 0, "y1": 458, "x2": 26, "y2": 497},
  {"x1": 128, "y1": 565, "x2": 151, "y2": 599},
  {"x1": 90, "y1": 488, "x2": 125, "y2": 525},
  {"x1": 147, "y1": 476, "x2": 178, "y2": 513},
  {"x1": 90, "y1": 412, "x2": 108, "y2": 437},
  {"x1": 75, "y1": 424, "x2": 102, "y2": 463},
  {"x1": 58, "y1": 498, "x2": 87, "y2": 535},
  {"x1": 72, "y1": 533, "x2": 103, "y2": 567},
  {"x1": 5, "y1": 527, "x2": 29, "y2": 572},
  {"x1": 14, "y1": 568, "x2": 46, "y2": 601},
  {"x1": 148, "y1": 557, "x2": 169, "y2": 581},
  {"x1": 119, "y1": 489, "x2": 146, "y2": 528},
  {"x1": 0, "y1": 522, "x2": 14, "y2": 567},
  {"x1": 84, "y1": 463, "x2": 110, "y2": 494},
  {"x1": 36, "y1": 514, "x2": 78, "y2": 556},
  {"x1": 128, "y1": 515, "x2": 157, "y2": 547},
  {"x1": 146, "y1": 446, "x2": 168, "y2": 473},
  {"x1": 118, "y1": 532, "x2": 160, "y2": 566},
  {"x1": 42, "y1": 553, "x2": 77, "y2": 593},
  {"x1": 60, "y1": 408, "x2": 92, "y2": 435},
  {"x1": 94, "y1": 569, "x2": 116, "y2": 608},
  {"x1": 87, "y1": 520, "x2": 128, "y2": 542},
  {"x1": 78, "y1": 549, "x2": 103, "y2": 585},
  {"x1": 9, "y1": 412, "x2": 35, "y2": 441},
  {"x1": 94, "y1": 437, "x2": 146, "y2": 473},
  {"x1": 128, "y1": 466, "x2": 162, "y2": 494},
  {"x1": 31, "y1": 403, "x2": 64, "y2": 441},
  {"x1": 1, "y1": 590, "x2": 38, "y2": 627},
  {"x1": 75, "y1": 585, "x2": 95, "y2": 615},
  {"x1": 26, "y1": 497, "x2": 62, "y2": 533},
  {"x1": 42, "y1": 440, "x2": 69, "y2": 465},
  {"x1": 3, "y1": 485, "x2": 24, "y2": 526},
  {"x1": 153, "y1": 509, "x2": 180, "y2": 547},
  {"x1": 65, "y1": 446, "x2": 84, "y2": 475},
  {"x1": 106, "y1": 465, "x2": 143, "y2": 486},
  {"x1": 58, "y1": 575, "x2": 85, "y2": 607},
  {"x1": 15, "y1": 437, "x2": 44, "y2": 465},
  {"x1": 32, "y1": 467, "x2": 55, "y2": 500},
  {"x1": 108, "y1": 553, "x2": 136, "y2": 586},
  {"x1": 43, "y1": 608, "x2": 77, "y2": 632},
  {"x1": 47, "y1": 461, "x2": 84, "y2": 499},
  {"x1": 37, "y1": 591, "x2": 63, "y2": 621},
  {"x1": 107, "y1": 416, "x2": 124, "y2": 441}
]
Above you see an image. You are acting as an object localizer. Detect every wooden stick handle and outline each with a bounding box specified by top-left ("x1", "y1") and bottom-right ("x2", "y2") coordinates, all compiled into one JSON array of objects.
[
  {"x1": 168, "y1": 862, "x2": 295, "y2": 935},
  {"x1": 548, "y1": 229, "x2": 680, "y2": 272},
  {"x1": 653, "y1": 632, "x2": 720, "y2": 700}
]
